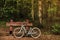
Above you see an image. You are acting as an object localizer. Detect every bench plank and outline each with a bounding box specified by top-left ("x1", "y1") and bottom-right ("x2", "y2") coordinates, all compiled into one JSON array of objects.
[{"x1": 6, "y1": 22, "x2": 33, "y2": 26}]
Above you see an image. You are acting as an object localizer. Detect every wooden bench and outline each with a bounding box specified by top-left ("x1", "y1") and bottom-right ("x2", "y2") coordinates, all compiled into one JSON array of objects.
[
  {"x1": 6, "y1": 19, "x2": 33, "y2": 35},
  {"x1": 6, "y1": 20, "x2": 33, "y2": 27}
]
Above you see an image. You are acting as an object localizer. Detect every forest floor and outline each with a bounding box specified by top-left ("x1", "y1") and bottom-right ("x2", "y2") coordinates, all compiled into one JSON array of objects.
[
  {"x1": 0, "y1": 35, "x2": 60, "y2": 40},
  {"x1": 0, "y1": 28, "x2": 60, "y2": 40}
]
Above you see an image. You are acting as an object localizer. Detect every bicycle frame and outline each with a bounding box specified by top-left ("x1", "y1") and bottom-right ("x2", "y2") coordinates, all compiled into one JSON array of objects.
[{"x1": 18, "y1": 24, "x2": 33, "y2": 35}]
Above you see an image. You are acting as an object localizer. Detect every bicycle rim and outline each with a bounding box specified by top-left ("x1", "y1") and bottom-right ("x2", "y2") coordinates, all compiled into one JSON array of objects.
[
  {"x1": 31, "y1": 27, "x2": 41, "y2": 38},
  {"x1": 13, "y1": 27, "x2": 24, "y2": 38}
]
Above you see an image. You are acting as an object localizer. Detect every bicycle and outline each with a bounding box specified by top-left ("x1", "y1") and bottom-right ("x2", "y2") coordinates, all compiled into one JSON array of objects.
[{"x1": 13, "y1": 23, "x2": 41, "y2": 38}]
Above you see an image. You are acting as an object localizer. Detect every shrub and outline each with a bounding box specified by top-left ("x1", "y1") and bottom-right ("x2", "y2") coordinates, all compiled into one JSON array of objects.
[{"x1": 51, "y1": 23, "x2": 60, "y2": 35}]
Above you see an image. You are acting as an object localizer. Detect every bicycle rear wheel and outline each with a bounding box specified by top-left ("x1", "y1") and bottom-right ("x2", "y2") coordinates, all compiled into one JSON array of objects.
[{"x1": 13, "y1": 27, "x2": 24, "y2": 38}]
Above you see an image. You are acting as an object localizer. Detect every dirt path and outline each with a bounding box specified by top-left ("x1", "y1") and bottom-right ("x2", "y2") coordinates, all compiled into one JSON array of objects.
[
  {"x1": 0, "y1": 36, "x2": 35, "y2": 40},
  {"x1": 0, "y1": 28, "x2": 60, "y2": 40},
  {"x1": 0, "y1": 35, "x2": 60, "y2": 40}
]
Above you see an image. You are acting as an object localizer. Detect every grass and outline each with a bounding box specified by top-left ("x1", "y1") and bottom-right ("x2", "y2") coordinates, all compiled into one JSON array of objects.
[{"x1": 0, "y1": 21, "x2": 9, "y2": 28}]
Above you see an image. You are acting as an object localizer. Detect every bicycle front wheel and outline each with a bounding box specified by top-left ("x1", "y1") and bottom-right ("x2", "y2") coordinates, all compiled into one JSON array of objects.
[
  {"x1": 13, "y1": 27, "x2": 24, "y2": 38},
  {"x1": 31, "y1": 27, "x2": 41, "y2": 38}
]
